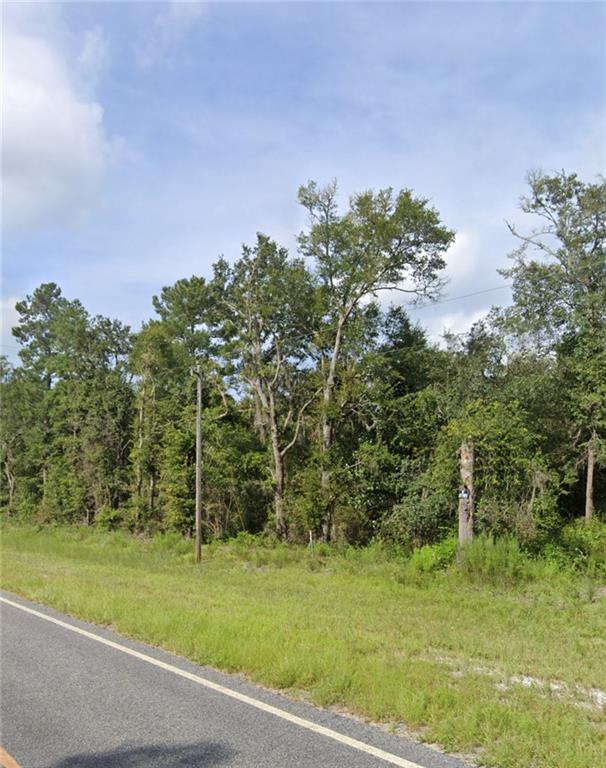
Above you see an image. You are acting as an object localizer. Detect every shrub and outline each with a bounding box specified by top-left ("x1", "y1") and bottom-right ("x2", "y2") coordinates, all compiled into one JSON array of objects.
[
  {"x1": 381, "y1": 486, "x2": 453, "y2": 549},
  {"x1": 94, "y1": 506, "x2": 124, "y2": 531},
  {"x1": 457, "y1": 535, "x2": 530, "y2": 586},
  {"x1": 559, "y1": 520, "x2": 606, "y2": 578},
  {"x1": 408, "y1": 535, "x2": 458, "y2": 574}
]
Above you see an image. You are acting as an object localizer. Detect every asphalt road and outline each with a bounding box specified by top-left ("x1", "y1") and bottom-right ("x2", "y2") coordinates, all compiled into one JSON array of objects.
[{"x1": 0, "y1": 592, "x2": 472, "y2": 768}]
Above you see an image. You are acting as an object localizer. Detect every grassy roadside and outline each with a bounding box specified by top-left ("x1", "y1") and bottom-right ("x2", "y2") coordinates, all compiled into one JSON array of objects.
[{"x1": 1, "y1": 525, "x2": 605, "y2": 768}]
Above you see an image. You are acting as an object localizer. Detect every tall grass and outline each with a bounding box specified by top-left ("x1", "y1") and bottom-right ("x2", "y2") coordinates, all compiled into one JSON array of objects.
[
  {"x1": 456, "y1": 535, "x2": 530, "y2": 586},
  {"x1": 1, "y1": 524, "x2": 605, "y2": 768}
]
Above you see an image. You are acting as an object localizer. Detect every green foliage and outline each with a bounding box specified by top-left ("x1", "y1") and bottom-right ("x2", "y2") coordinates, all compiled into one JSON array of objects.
[
  {"x1": 382, "y1": 482, "x2": 454, "y2": 549},
  {"x1": 559, "y1": 520, "x2": 606, "y2": 577},
  {"x1": 433, "y1": 399, "x2": 560, "y2": 542},
  {"x1": 151, "y1": 275, "x2": 216, "y2": 357},
  {"x1": 3, "y1": 284, "x2": 134, "y2": 525},
  {"x1": 297, "y1": 181, "x2": 455, "y2": 307},
  {"x1": 41, "y1": 457, "x2": 88, "y2": 523},
  {"x1": 345, "y1": 441, "x2": 401, "y2": 538},
  {"x1": 500, "y1": 172, "x2": 606, "y2": 516},
  {"x1": 157, "y1": 421, "x2": 195, "y2": 533},
  {"x1": 1, "y1": 172, "x2": 603, "y2": 549},
  {"x1": 212, "y1": 233, "x2": 318, "y2": 537},
  {"x1": 94, "y1": 505, "x2": 124, "y2": 531},
  {"x1": 297, "y1": 180, "x2": 454, "y2": 540},
  {"x1": 407, "y1": 535, "x2": 458, "y2": 573},
  {"x1": 201, "y1": 409, "x2": 268, "y2": 538},
  {"x1": 457, "y1": 535, "x2": 530, "y2": 586}
]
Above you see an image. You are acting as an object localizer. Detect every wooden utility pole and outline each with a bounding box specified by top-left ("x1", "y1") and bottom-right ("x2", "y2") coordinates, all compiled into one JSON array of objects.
[{"x1": 191, "y1": 362, "x2": 203, "y2": 564}]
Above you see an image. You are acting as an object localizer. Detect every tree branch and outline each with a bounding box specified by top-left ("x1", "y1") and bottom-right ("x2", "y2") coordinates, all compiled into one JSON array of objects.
[{"x1": 280, "y1": 389, "x2": 320, "y2": 457}]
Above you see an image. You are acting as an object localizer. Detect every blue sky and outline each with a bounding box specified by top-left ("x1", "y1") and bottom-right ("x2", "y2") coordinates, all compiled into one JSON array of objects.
[{"x1": 2, "y1": 1, "x2": 605, "y2": 358}]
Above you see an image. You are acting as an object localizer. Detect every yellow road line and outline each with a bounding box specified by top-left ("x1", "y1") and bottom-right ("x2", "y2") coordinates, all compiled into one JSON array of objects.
[{"x1": 0, "y1": 747, "x2": 22, "y2": 768}]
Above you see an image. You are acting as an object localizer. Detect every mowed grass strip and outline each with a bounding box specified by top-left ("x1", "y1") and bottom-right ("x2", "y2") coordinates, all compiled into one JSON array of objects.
[{"x1": 1, "y1": 526, "x2": 605, "y2": 768}]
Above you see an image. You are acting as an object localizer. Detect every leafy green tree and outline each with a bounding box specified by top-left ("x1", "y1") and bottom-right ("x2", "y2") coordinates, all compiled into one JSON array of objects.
[
  {"x1": 152, "y1": 276, "x2": 217, "y2": 357},
  {"x1": 339, "y1": 308, "x2": 438, "y2": 540},
  {"x1": 8, "y1": 284, "x2": 133, "y2": 524},
  {"x1": 4, "y1": 171, "x2": 601, "y2": 552},
  {"x1": 199, "y1": 403, "x2": 268, "y2": 538},
  {"x1": 129, "y1": 321, "x2": 188, "y2": 526},
  {"x1": 10, "y1": 284, "x2": 87, "y2": 502},
  {"x1": 502, "y1": 171, "x2": 606, "y2": 519},
  {"x1": 298, "y1": 181, "x2": 454, "y2": 539},
  {"x1": 132, "y1": 275, "x2": 268, "y2": 539},
  {"x1": 0, "y1": 359, "x2": 48, "y2": 516},
  {"x1": 437, "y1": 400, "x2": 557, "y2": 542},
  {"x1": 12, "y1": 283, "x2": 70, "y2": 388},
  {"x1": 385, "y1": 398, "x2": 556, "y2": 549},
  {"x1": 214, "y1": 234, "x2": 317, "y2": 537}
]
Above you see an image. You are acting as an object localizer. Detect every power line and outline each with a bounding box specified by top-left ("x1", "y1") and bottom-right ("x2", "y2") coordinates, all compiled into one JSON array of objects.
[
  {"x1": 408, "y1": 284, "x2": 512, "y2": 312},
  {"x1": 0, "y1": 284, "x2": 512, "y2": 352}
]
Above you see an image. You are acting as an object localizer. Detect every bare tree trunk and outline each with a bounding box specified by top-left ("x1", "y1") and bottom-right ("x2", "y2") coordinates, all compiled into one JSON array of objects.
[
  {"x1": 585, "y1": 430, "x2": 596, "y2": 521},
  {"x1": 273, "y1": 456, "x2": 286, "y2": 539},
  {"x1": 458, "y1": 439, "x2": 474, "y2": 546},
  {"x1": 4, "y1": 451, "x2": 15, "y2": 513},
  {"x1": 249, "y1": 375, "x2": 285, "y2": 536},
  {"x1": 320, "y1": 470, "x2": 332, "y2": 541},
  {"x1": 6, "y1": 470, "x2": 15, "y2": 512},
  {"x1": 268, "y1": 390, "x2": 287, "y2": 538},
  {"x1": 252, "y1": 388, "x2": 267, "y2": 441},
  {"x1": 320, "y1": 319, "x2": 344, "y2": 542},
  {"x1": 320, "y1": 423, "x2": 332, "y2": 541},
  {"x1": 148, "y1": 474, "x2": 155, "y2": 516}
]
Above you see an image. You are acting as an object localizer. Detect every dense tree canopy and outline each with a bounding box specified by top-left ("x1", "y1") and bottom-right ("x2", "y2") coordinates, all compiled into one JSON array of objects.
[{"x1": 2, "y1": 173, "x2": 604, "y2": 549}]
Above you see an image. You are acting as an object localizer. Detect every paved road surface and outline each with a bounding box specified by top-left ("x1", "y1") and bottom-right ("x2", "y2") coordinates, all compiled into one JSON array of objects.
[{"x1": 1, "y1": 592, "x2": 472, "y2": 768}]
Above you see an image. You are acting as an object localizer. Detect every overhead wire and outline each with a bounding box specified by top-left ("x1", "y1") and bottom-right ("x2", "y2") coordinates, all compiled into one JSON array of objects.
[
  {"x1": 0, "y1": 284, "x2": 513, "y2": 353},
  {"x1": 407, "y1": 284, "x2": 512, "y2": 312}
]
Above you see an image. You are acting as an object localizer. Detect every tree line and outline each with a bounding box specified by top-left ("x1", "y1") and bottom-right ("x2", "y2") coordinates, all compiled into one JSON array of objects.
[{"x1": 1, "y1": 171, "x2": 604, "y2": 550}]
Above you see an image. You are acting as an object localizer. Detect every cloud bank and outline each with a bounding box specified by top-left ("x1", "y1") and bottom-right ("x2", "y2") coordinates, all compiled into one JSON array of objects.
[{"x1": 2, "y1": 19, "x2": 114, "y2": 232}]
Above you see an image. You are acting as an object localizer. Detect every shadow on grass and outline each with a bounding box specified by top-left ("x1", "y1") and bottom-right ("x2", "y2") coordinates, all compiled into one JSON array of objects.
[{"x1": 47, "y1": 741, "x2": 235, "y2": 767}]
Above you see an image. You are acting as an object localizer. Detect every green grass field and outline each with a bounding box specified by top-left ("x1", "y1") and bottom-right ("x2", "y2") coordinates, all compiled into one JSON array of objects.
[{"x1": 1, "y1": 526, "x2": 605, "y2": 768}]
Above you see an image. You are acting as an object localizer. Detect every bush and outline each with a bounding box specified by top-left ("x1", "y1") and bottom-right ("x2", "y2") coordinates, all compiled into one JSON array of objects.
[
  {"x1": 408, "y1": 535, "x2": 458, "y2": 574},
  {"x1": 381, "y1": 487, "x2": 453, "y2": 549},
  {"x1": 94, "y1": 506, "x2": 124, "y2": 531},
  {"x1": 559, "y1": 520, "x2": 606, "y2": 578},
  {"x1": 232, "y1": 530, "x2": 259, "y2": 550},
  {"x1": 457, "y1": 535, "x2": 530, "y2": 586}
]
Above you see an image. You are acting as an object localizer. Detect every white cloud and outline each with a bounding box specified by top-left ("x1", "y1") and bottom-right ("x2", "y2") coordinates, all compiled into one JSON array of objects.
[
  {"x1": 424, "y1": 308, "x2": 489, "y2": 346},
  {"x1": 0, "y1": 297, "x2": 21, "y2": 363},
  {"x1": 76, "y1": 27, "x2": 110, "y2": 92},
  {"x1": 444, "y1": 229, "x2": 481, "y2": 282},
  {"x1": 136, "y1": 2, "x2": 208, "y2": 69},
  {"x1": 2, "y1": 23, "x2": 114, "y2": 232}
]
